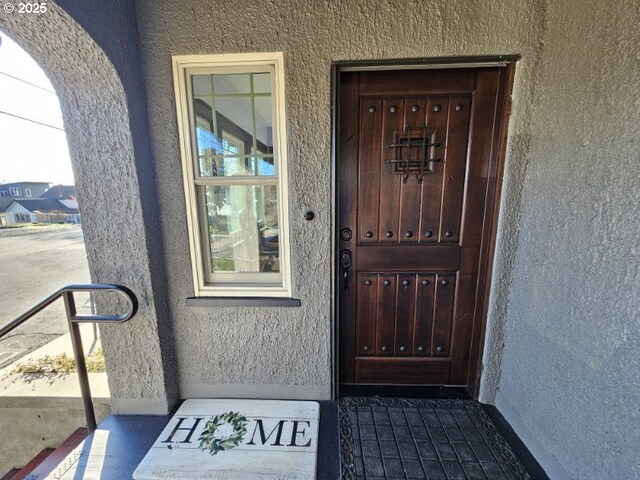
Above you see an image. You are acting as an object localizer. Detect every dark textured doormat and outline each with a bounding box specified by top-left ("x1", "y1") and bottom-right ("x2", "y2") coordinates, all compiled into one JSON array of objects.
[{"x1": 339, "y1": 397, "x2": 531, "y2": 480}]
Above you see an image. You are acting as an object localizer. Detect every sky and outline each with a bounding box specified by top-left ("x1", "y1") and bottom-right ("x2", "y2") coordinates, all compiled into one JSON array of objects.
[{"x1": 0, "y1": 31, "x2": 74, "y2": 185}]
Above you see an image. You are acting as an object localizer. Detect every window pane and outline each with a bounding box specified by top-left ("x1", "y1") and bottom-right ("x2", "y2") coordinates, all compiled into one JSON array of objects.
[
  {"x1": 192, "y1": 75, "x2": 212, "y2": 96},
  {"x1": 257, "y1": 156, "x2": 276, "y2": 175},
  {"x1": 253, "y1": 73, "x2": 272, "y2": 94},
  {"x1": 203, "y1": 184, "x2": 280, "y2": 274},
  {"x1": 193, "y1": 91, "x2": 278, "y2": 176},
  {"x1": 197, "y1": 156, "x2": 275, "y2": 177},
  {"x1": 214, "y1": 96, "x2": 253, "y2": 154},
  {"x1": 254, "y1": 96, "x2": 273, "y2": 154},
  {"x1": 213, "y1": 74, "x2": 251, "y2": 94}
]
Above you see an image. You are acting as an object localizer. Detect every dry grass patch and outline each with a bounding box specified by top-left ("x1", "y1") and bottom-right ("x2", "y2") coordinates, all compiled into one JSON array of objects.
[{"x1": 5, "y1": 347, "x2": 105, "y2": 376}]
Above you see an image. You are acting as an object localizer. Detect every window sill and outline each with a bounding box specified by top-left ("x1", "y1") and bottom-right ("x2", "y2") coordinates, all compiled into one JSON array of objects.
[{"x1": 186, "y1": 297, "x2": 301, "y2": 307}]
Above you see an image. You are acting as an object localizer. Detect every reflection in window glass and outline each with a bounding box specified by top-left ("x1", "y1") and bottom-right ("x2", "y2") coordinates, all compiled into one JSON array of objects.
[
  {"x1": 213, "y1": 74, "x2": 251, "y2": 94},
  {"x1": 257, "y1": 157, "x2": 276, "y2": 175},
  {"x1": 177, "y1": 54, "x2": 289, "y2": 295},
  {"x1": 254, "y1": 95, "x2": 273, "y2": 154},
  {"x1": 192, "y1": 75, "x2": 212, "y2": 96},
  {"x1": 203, "y1": 184, "x2": 280, "y2": 274},
  {"x1": 192, "y1": 72, "x2": 274, "y2": 176},
  {"x1": 253, "y1": 73, "x2": 271, "y2": 93}
]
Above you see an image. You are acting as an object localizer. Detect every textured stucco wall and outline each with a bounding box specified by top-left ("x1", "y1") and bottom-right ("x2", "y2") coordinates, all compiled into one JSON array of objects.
[
  {"x1": 133, "y1": 0, "x2": 546, "y2": 400},
  {"x1": 0, "y1": 3, "x2": 177, "y2": 414},
  {"x1": 53, "y1": 0, "x2": 180, "y2": 413},
  {"x1": 12, "y1": 1, "x2": 636, "y2": 477},
  {"x1": 494, "y1": 0, "x2": 640, "y2": 478}
]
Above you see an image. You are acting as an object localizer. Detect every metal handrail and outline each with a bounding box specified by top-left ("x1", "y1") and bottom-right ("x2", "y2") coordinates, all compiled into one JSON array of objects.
[{"x1": 0, "y1": 284, "x2": 138, "y2": 432}]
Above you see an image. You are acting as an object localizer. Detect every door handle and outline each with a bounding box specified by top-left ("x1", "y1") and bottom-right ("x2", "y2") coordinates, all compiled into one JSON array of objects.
[{"x1": 340, "y1": 250, "x2": 352, "y2": 294}]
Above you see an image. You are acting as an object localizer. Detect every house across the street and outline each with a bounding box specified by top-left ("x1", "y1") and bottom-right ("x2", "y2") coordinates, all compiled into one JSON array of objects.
[
  {"x1": 1, "y1": 198, "x2": 81, "y2": 225},
  {"x1": 0, "y1": 181, "x2": 51, "y2": 217},
  {"x1": 39, "y1": 184, "x2": 76, "y2": 200},
  {"x1": 0, "y1": 183, "x2": 80, "y2": 225},
  {"x1": 0, "y1": 181, "x2": 50, "y2": 200}
]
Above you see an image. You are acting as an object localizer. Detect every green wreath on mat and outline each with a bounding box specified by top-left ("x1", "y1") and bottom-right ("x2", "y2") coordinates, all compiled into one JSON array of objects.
[{"x1": 198, "y1": 411, "x2": 248, "y2": 455}]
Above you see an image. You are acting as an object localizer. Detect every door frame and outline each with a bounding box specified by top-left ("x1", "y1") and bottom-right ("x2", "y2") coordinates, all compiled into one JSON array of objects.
[{"x1": 330, "y1": 55, "x2": 520, "y2": 399}]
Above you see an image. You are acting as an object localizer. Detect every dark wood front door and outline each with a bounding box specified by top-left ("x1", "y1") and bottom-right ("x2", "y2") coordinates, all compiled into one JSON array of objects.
[{"x1": 337, "y1": 65, "x2": 514, "y2": 394}]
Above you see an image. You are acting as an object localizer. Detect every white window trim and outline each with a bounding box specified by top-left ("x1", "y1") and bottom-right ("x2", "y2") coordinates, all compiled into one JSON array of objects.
[{"x1": 172, "y1": 52, "x2": 293, "y2": 298}]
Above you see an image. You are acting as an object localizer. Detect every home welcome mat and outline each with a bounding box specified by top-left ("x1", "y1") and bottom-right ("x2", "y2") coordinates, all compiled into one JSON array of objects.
[{"x1": 133, "y1": 399, "x2": 320, "y2": 480}]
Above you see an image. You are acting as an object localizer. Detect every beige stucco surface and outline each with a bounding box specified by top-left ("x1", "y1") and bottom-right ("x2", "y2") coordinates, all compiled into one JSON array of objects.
[
  {"x1": 2, "y1": 0, "x2": 638, "y2": 478},
  {"x1": 133, "y1": 1, "x2": 639, "y2": 477},
  {"x1": 493, "y1": 1, "x2": 640, "y2": 478},
  {"x1": 134, "y1": 0, "x2": 545, "y2": 399},
  {"x1": 0, "y1": 4, "x2": 177, "y2": 414}
]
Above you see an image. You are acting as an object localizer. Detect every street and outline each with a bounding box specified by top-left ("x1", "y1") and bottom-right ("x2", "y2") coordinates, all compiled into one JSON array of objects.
[{"x1": 0, "y1": 225, "x2": 90, "y2": 368}]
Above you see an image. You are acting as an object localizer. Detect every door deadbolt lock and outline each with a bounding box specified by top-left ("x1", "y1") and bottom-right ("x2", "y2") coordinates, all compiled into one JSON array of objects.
[
  {"x1": 340, "y1": 250, "x2": 352, "y2": 269},
  {"x1": 340, "y1": 250, "x2": 352, "y2": 294}
]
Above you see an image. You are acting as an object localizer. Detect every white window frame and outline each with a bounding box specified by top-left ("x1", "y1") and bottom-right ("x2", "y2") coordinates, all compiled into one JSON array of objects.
[
  {"x1": 172, "y1": 52, "x2": 292, "y2": 298},
  {"x1": 9, "y1": 187, "x2": 21, "y2": 197},
  {"x1": 25, "y1": 188, "x2": 32, "y2": 197}
]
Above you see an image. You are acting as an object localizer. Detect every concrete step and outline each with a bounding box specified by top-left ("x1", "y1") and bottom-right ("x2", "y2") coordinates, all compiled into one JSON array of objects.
[
  {"x1": 11, "y1": 428, "x2": 86, "y2": 480},
  {"x1": 5, "y1": 449, "x2": 53, "y2": 480},
  {"x1": 0, "y1": 469, "x2": 19, "y2": 480}
]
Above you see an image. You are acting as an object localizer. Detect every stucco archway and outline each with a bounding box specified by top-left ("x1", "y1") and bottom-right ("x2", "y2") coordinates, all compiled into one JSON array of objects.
[{"x1": 0, "y1": 5, "x2": 177, "y2": 414}]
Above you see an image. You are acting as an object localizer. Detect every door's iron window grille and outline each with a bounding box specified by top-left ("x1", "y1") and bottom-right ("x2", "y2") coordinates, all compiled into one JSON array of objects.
[
  {"x1": 173, "y1": 53, "x2": 292, "y2": 297},
  {"x1": 385, "y1": 126, "x2": 443, "y2": 183}
]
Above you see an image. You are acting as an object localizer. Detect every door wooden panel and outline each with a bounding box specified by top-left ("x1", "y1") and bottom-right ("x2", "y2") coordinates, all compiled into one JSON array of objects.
[
  {"x1": 413, "y1": 274, "x2": 436, "y2": 357},
  {"x1": 338, "y1": 65, "x2": 513, "y2": 392},
  {"x1": 433, "y1": 273, "x2": 456, "y2": 358},
  {"x1": 357, "y1": 99, "x2": 382, "y2": 245},
  {"x1": 395, "y1": 273, "x2": 416, "y2": 356},
  {"x1": 420, "y1": 97, "x2": 448, "y2": 244},
  {"x1": 440, "y1": 96, "x2": 471, "y2": 244},
  {"x1": 355, "y1": 273, "x2": 377, "y2": 358},
  {"x1": 398, "y1": 98, "x2": 425, "y2": 244},
  {"x1": 376, "y1": 274, "x2": 396, "y2": 357}
]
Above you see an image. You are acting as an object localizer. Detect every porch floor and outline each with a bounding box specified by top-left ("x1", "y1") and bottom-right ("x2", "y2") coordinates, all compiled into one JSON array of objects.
[
  {"x1": 23, "y1": 397, "x2": 543, "y2": 479},
  {"x1": 339, "y1": 397, "x2": 537, "y2": 480},
  {"x1": 36, "y1": 400, "x2": 340, "y2": 479}
]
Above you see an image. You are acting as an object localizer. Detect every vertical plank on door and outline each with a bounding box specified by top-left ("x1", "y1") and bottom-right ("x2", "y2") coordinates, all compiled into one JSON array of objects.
[
  {"x1": 439, "y1": 95, "x2": 471, "y2": 243},
  {"x1": 358, "y1": 97, "x2": 382, "y2": 244},
  {"x1": 413, "y1": 274, "x2": 436, "y2": 356},
  {"x1": 433, "y1": 273, "x2": 455, "y2": 358},
  {"x1": 379, "y1": 99, "x2": 403, "y2": 243},
  {"x1": 398, "y1": 98, "x2": 426, "y2": 244},
  {"x1": 395, "y1": 273, "x2": 416, "y2": 356},
  {"x1": 419, "y1": 97, "x2": 449, "y2": 244},
  {"x1": 376, "y1": 274, "x2": 397, "y2": 356},
  {"x1": 356, "y1": 274, "x2": 378, "y2": 358}
]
